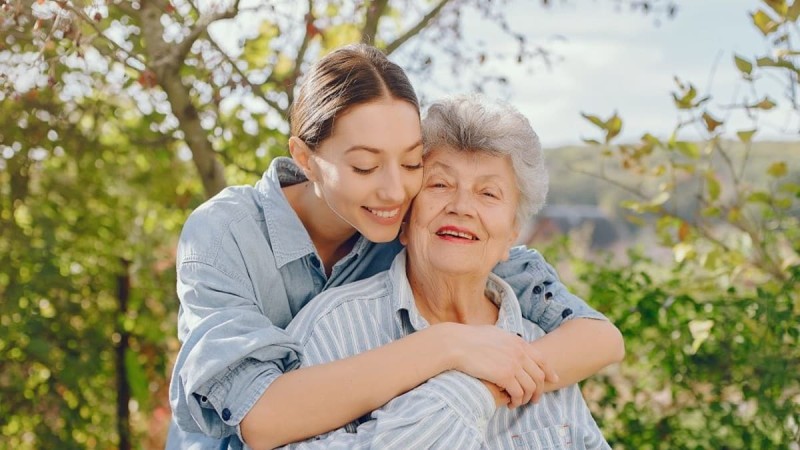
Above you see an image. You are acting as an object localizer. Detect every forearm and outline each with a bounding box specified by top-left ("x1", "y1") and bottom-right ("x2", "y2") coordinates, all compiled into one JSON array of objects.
[
  {"x1": 532, "y1": 318, "x2": 625, "y2": 392},
  {"x1": 240, "y1": 325, "x2": 458, "y2": 450},
  {"x1": 283, "y1": 371, "x2": 492, "y2": 450}
]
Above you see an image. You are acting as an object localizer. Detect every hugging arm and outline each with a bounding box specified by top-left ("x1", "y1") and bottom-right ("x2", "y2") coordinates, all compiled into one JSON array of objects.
[
  {"x1": 494, "y1": 246, "x2": 625, "y2": 393},
  {"x1": 283, "y1": 373, "x2": 492, "y2": 450}
]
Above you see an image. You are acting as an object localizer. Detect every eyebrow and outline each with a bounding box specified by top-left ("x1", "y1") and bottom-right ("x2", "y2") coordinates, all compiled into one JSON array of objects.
[{"x1": 344, "y1": 139, "x2": 423, "y2": 155}]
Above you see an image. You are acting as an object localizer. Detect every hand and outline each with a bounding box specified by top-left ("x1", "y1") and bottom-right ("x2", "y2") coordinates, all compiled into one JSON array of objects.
[
  {"x1": 480, "y1": 380, "x2": 511, "y2": 408},
  {"x1": 441, "y1": 323, "x2": 559, "y2": 408}
]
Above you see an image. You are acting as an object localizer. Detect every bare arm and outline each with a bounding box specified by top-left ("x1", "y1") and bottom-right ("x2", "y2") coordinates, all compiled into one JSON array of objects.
[
  {"x1": 240, "y1": 322, "x2": 538, "y2": 450},
  {"x1": 529, "y1": 318, "x2": 625, "y2": 393}
]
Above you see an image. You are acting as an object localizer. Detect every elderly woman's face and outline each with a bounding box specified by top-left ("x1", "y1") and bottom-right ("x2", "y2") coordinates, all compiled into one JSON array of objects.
[{"x1": 402, "y1": 147, "x2": 520, "y2": 276}]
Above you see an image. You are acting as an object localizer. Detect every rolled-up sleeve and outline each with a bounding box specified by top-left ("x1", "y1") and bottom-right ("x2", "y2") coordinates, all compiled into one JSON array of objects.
[
  {"x1": 493, "y1": 245, "x2": 607, "y2": 332},
  {"x1": 282, "y1": 372, "x2": 494, "y2": 450},
  {"x1": 169, "y1": 220, "x2": 302, "y2": 438}
]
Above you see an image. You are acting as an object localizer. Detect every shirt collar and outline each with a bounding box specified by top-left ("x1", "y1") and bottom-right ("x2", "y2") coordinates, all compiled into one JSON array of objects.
[
  {"x1": 388, "y1": 249, "x2": 525, "y2": 336},
  {"x1": 255, "y1": 157, "x2": 317, "y2": 268},
  {"x1": 255, "y1": 157, "x2": 372, "y2": 269}
]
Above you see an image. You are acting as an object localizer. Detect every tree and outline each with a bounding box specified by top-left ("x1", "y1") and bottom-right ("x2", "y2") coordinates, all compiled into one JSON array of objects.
[{"x1": 0, "y1": 0, "x2": 676, "y2": 447}]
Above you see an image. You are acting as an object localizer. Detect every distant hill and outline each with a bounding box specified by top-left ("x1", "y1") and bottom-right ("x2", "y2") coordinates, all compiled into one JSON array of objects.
[{"x1": 519, "y1": 141, "x2": 800, "y2": 250}]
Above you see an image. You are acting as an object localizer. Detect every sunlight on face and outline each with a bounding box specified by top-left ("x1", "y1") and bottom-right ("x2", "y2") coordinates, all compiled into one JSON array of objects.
[{"x1": 309, "y1": 98, "x2": 423, "y2": 243}]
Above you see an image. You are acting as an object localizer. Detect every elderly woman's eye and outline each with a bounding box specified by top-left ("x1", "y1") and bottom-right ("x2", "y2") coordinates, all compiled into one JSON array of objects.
[{"x1": 482, "y1": 191, "x2": 500, "y2": 199}]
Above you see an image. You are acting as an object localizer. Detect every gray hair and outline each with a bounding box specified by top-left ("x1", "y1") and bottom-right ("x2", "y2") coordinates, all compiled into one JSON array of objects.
[{"x1": 421, "y1": 94, "x2": 548, "y2": 224}]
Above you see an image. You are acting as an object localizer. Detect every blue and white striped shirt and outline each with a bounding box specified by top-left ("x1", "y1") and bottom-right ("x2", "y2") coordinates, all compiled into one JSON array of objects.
[{"x1": 284, "y1": 250, "x2": 610, "y2": 449}]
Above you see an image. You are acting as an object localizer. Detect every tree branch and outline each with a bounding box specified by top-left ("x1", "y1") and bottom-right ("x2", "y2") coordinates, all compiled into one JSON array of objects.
[
  {"x1": 284, "y1": 0, "x2": 315, "y2": 106},
  {"x1": 61, "y1": 3, "x2": 147, "y2": 70},
  {"x1": 206, "y1": 36, "x2": 288, "y2": 119},
  {"x1": 385, "y1": 0, "x2": 452, "y2": 55},
  {"x1": 362, "y1": 0, "x2": 389, "y2": 45},
  {"x1": 175, "y1": 0, "x2": 241, "y2": 63},
  {"x1": 139, "y1": 0, "x2": 227, "y2": 198}
]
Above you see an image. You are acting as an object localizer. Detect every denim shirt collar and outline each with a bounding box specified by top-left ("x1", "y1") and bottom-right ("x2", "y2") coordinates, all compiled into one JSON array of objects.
[
  {"x1": 255, "y1": 157, "x2": 315, "y2": 268},
  {"x1": 388, "y1": 250, "x2": 525, "y2": 335},
  {"x1": 255, "y1": 157, "x2": 371, "y2": 269}
]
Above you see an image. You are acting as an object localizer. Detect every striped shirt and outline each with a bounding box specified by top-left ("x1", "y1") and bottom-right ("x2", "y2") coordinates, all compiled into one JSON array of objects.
[{"x1": 282, "y1": 250, "x2": 610, "y2": 450}]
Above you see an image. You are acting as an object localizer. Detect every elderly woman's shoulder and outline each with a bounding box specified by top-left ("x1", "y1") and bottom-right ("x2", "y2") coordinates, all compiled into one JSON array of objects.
[{"x1": 287, "y1": 270, "x2": 394, "y2": 337}]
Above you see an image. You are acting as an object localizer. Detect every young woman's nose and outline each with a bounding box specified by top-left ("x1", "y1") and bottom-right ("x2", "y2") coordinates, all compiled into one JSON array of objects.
[{"x1": 376, "y1": 166, "x2": 406, "y2": 203}]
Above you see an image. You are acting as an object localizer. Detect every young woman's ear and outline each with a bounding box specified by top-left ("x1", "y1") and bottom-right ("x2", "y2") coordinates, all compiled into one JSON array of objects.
[{"x1": 288, "y1": 136, "x2": 318, "y2": 181}]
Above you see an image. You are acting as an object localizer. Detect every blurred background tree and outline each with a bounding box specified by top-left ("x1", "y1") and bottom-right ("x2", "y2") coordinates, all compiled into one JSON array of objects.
[{"x1": 2, "y1": 0, "x2": 797, "y2": 449}]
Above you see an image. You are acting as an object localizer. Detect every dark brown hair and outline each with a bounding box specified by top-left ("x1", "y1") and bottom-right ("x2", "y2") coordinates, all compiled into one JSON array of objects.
[{"x1": 289, "y1": 44, "x2": 419, "y2": 149}]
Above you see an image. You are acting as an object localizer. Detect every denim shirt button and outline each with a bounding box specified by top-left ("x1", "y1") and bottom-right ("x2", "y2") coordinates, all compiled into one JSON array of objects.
[
  {"x1": 533, "y1": 285, "x2": 543, "y2": 295},
  {"x1": 221, "y1": 408, "x2": 232, "y2": 421}
]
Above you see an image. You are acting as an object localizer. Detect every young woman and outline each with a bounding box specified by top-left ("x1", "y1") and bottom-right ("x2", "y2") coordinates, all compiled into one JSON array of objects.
[{"x1": 166, "y1": 44, "x2": 624, "y2": 450}]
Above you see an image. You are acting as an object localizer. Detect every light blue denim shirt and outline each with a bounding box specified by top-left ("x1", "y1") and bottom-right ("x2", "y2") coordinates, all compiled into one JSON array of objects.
[{"x1": 167, "y1": 157, "x2": 607, "y2": 449}]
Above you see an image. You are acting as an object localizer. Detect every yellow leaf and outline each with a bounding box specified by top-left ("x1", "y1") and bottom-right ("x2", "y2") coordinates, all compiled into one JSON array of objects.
[
  {"x1": 688, "y1": 319, "x2": 715, "y2": 354},
  {"x1": 581, "y1": 113, "x2": 606, "y2": 129},
  {"x1": 673, "y1": 242, "x2": 695, "y2": 263},
  {"x1": 675, "y1": 141, "x2": 700, "y2": 159},
  {"x1": 764, "y1": 0, "x2": 788, "y2": 17},
  {"x1": 705, "y1": 171, "x2": 721, "y2": 201},
  {"x1": 752, "y1": 10, "x2": 780, "y2": 35},
  {"x1": 737, "y1": 129, "x2": 757, "y2": 143},
  {"x1": 734, "y1": 54, "x2": 753, "y2": 75},
  {"x1": 767, "y1": 161, "x2": 788, "y2": 177}
]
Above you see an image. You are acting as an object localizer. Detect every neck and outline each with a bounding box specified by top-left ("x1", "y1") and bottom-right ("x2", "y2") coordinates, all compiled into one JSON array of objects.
[
  {"x1": 283, "y1": 181, "x2": 358, "y2": 274},
  {"x1": 406, "y1": 259, "x2": 498, "y2": 326}
]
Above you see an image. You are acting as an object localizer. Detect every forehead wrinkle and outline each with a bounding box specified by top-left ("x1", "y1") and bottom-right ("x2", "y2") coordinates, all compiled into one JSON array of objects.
[{"x1": 426, "y1": 157, "x2": 511, "y2": 184}]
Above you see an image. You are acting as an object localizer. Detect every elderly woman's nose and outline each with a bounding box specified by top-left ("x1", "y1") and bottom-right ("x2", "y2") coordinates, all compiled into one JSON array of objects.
[{"x1": 445, "y1": 188, "x2": 476, "y2": 215}]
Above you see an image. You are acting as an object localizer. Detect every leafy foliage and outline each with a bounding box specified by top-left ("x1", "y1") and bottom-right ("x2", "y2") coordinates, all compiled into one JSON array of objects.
[{"x1": 566, "y1": 0, "x2": 800, "y2": 446}]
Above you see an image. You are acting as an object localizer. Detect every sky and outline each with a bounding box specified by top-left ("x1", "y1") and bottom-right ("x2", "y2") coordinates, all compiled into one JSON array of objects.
[{"x1": 400, "y1": 0, "x2": 798, "y2": 148}]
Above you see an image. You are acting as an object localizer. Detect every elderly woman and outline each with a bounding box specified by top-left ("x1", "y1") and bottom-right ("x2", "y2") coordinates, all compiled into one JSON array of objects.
[{"x1": 283, "y1": 95, "x2": 614, "y2": 449}]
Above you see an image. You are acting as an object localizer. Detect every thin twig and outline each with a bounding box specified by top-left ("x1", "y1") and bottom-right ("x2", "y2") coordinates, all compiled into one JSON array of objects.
[{"x1": 385, "y1": 0, "x2": 451, "y2": 55}]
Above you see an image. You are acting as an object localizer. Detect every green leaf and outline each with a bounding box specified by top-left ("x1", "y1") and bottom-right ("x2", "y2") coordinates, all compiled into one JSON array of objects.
[
  {"x1": 734, "y1": 54, "x2": 753, "y2": 75},
  {"x1": 752, "y1": 10, "x2": 780, "y2": 35},
  {"x1": 125, "y1": 349, "x2": 149, "y2": 405},
  {"x1": 242, "y1": 21, "x2": 279, "y2": 70},
  {"x1": 747, "y1": 191, "x2": 771, "y2": 203},
  {"x1": 705, "y1": 171, "x2": 721, "y2": 201},
  {"x1": 756, "y1": 56, "x2": 796, "y2": 69}
]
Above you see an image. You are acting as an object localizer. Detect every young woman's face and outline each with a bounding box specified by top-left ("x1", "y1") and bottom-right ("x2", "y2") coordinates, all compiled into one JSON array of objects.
[{"x1": 307, "y1": 98, "x2": 423, "y2": 243}]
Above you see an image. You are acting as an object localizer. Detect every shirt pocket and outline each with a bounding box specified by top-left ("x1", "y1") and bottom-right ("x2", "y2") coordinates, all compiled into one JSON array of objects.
[{"x1": 511, "y1": 424, "x2": 573, "y2": 449}]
